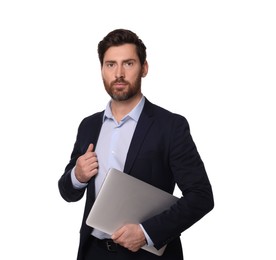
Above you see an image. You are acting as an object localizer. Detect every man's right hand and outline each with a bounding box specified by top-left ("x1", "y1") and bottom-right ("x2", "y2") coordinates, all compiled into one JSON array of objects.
[{"x1": 75, "y1": 144, "x2": 98, "y2": 183}]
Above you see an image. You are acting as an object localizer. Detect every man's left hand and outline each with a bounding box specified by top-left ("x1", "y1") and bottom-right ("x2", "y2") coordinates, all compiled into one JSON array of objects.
[{"x1": 111, "y1": 224, "x2": 146, "y2": 252}]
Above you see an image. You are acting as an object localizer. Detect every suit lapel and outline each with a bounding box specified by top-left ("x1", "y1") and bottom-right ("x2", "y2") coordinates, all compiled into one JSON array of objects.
[
  {"x1": 124, "y1": 99, "x2": 154, "y2": 174},
  {"x1": 92, "y1": 111, "x2": 105, "y2": 150}
]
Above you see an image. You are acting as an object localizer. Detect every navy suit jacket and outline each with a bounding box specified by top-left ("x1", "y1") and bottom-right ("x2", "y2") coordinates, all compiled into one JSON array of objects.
[{"x1": 58, "y1": 98, "x2": 214, "y2": 260}]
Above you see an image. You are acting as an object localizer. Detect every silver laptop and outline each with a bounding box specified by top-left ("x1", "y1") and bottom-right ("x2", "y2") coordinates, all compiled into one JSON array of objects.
[{"x1": 86, "y1": 168, "x2": 179, "y2": 256}]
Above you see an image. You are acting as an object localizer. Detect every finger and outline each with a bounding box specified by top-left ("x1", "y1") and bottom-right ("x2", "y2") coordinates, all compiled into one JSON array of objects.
[
  {"x1": 85, "y1": 155, "x2": 98, "y2": 164},
  {"x1": 111, "y1": 226, "x2": 125, "y2": 240},
  {"x1": 87, "y1": 161, "x2": 99, "y2": 173},
  {"x1": 86, "y1": 143, "x2": 94, "y2": 153},
  {"x1": 84, "y1": 144, "x2": 95, "y2": 159}
]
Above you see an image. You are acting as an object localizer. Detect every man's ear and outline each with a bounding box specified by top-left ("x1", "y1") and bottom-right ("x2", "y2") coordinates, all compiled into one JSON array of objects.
[{"x1": 142, "y1": 61, "x2": 149, "y2": 77}]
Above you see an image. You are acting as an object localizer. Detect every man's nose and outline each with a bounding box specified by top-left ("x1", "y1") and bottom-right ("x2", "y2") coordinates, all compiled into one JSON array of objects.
[{"x1": 115, "y1": 65, "x2": 125, "y2": 79}]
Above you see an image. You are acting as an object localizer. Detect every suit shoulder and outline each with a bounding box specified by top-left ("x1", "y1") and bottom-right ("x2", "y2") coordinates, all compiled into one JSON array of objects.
[
  {"x1": 145, "y1": 99, "x2": 189, "y2": 124},
  {"x1": 78, "y1": 111, "x2": 104, "y2": 128}
]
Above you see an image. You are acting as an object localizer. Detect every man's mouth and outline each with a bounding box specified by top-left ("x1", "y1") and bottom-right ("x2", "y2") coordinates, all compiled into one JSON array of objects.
[{"x1": 112, "y1": 80, "x2": 128, "y2": 88}]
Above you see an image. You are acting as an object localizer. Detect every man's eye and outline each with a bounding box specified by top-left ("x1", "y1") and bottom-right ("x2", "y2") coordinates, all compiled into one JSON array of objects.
[
  {"x1": 124, "y1": 62, "x2": 133, "y2": 67},
  {"x1": 106, "y1": 63, "x2": 114, "y2": 68}
]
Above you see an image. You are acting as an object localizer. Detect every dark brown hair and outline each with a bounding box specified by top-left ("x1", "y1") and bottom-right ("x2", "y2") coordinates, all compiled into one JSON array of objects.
[{"x1": 98, "y1": 29, "x2": 147, "y2": 66}]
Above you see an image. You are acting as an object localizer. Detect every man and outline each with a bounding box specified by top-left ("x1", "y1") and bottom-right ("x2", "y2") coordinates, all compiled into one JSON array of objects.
[{"x1": 58, "y1": 29, "x2": 214, "y2": 260}]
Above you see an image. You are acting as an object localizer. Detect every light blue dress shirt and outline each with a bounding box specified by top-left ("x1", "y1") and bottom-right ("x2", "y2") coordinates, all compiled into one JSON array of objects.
[{"x1": 71, "y1": 96, "x2": 153, "y2": 245}]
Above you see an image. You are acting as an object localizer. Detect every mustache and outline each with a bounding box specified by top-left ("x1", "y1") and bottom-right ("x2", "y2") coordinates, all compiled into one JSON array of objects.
[{"x1": 111, "y1": 78, "x2": 129, "y2": 85}]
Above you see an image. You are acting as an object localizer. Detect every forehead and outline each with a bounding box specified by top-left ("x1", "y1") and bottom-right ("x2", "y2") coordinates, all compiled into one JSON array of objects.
[{"x1": 103, "y1": 44, "x2": 138, "y2": 62}]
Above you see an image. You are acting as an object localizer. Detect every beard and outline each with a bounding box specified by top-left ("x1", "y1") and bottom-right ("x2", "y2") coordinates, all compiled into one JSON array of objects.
[{"x1": 103, "y1": 74, "x2": 142, "y2": 101}]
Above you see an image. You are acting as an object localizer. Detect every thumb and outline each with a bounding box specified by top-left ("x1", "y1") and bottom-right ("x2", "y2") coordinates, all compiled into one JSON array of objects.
[
  {"x1": 111, "y1": 226, "x2": 125, "y2": 240},
  {"x1": 86, "y1": 143, "x2": 94, "y2": 153}
]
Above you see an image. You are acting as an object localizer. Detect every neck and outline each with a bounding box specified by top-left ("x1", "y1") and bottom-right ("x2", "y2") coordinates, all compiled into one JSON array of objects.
[{"x1": 111, "y1": 93, "x2": 142, "y2": 122}]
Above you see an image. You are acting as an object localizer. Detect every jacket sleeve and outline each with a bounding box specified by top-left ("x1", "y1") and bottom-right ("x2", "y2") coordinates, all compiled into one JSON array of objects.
[
  {"x1": 142, "y1": 115, "x2": 214, "y2": 249},
  {"x1": 58, "y1": 112, "x2": 103, "y2": 203},
  {"x1": 58, "y1": 123, "x2": 86, "y2": 202}
]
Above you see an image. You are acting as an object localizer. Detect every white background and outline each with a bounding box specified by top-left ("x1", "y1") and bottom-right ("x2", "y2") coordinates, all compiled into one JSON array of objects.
[{"x1": 0, "y1": 1, "x2": 275, "y2": 259}]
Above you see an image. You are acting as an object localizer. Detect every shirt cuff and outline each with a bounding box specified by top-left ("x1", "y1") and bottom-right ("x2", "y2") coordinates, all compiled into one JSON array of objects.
[
  {"x1": 70, "y1": 167, "x2": 88, "y2": 189},
  {"x1": 140, "y1": 224, "x2": 154, "y2": 246}
]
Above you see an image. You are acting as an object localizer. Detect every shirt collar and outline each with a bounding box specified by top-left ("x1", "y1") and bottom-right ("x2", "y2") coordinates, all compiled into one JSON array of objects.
[{"x1": 103, "y1": 95, "x2": 145, "y2": 123}]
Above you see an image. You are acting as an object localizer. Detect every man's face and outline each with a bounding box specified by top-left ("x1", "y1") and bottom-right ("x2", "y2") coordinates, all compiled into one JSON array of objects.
[{"x1": 101, "y1": 44, "x2": 148, "y2": 101}]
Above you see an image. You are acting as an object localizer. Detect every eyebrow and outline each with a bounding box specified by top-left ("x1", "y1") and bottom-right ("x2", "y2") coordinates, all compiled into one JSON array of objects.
[{"x1": 104, "y1": 58, "x2": 137, "y2": 64}]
